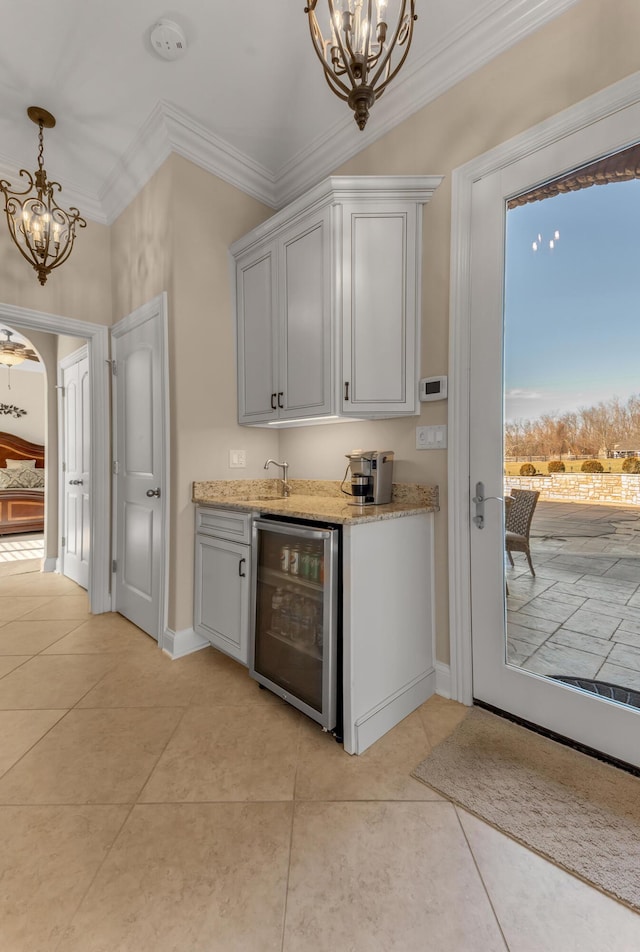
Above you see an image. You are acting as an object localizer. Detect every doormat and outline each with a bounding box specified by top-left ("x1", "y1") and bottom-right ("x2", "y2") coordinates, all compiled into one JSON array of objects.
[{"x1": 412, "y1": 706, "x2": 640, "y2": 912}]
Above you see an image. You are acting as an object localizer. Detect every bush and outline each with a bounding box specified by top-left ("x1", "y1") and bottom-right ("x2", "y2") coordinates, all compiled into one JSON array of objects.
[
  {"x1": 519, "y1": 463, "x2": 537, "y2": 476},
  {"x1": 622, "y1": 456, "x2": 640, "y2": 473},
  {"x1": 547, "y1": 460, "x2": 565, "y2": 473},
  {"x1": 581, "y1": 459, "x2": 604, "y2": 473}
]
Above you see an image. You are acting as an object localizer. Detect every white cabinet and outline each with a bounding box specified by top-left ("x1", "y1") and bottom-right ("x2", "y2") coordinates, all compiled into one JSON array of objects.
[
  {"x1": 340, "y1": 202, "x2": 420, "y2": 417},
  {"x1": 193, "y1": 502, "x2": 436, "y2": 752},
  {"x1": 231, "y1": 175, "x2": 442, "y2": 427},
  {"x1": 236, "y1": 209, "x2": 332, "y2": 424},
  {"x1": 235, "y1": 245, "x2": 278, "y2": 424},
  {"x1": 342, "y1": 512, "x2": 435, "y2": 755},
  {"x1": 194, "y1": 507, "x2": 252, "y2": 664}
]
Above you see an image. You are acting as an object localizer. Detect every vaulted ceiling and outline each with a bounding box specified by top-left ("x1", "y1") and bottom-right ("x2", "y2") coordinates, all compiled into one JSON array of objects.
[{"x1": 0, "y1": 0, "x2": 579, "y2": 224}]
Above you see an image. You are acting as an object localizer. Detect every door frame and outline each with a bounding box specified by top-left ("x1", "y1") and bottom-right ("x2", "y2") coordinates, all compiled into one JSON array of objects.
[
  {"x1": 110, "y1": 292, "x2": 170, "y2": 642},
  {"x1": 57, "y1": 344, "x2": 89, "y2": 583},
  {"x1": 0, "y1": 301, "x2": 111, "y2": 613},
  {"x1": 448, "y1": 70, "x2": 640, "y2": 705}
]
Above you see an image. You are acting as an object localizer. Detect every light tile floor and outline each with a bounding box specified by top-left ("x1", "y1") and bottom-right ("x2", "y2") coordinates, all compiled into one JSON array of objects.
[
  {"x1": 1, "y1": 567, "x2": 639, "y2": 950},
  {"x1": 508, "y1": 501, "x2": 640, "y2": 692}
]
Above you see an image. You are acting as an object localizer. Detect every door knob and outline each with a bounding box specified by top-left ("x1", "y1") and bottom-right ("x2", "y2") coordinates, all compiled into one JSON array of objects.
[
  {"x1": 472, "y1": 481, "x2": 504, "y2": 529},
  {"x1": 69, "y1": 479, "x2": 83, "y2": 485},
  {"x1": 146, "y1": 488, "x2": 161, "y2": 498}
]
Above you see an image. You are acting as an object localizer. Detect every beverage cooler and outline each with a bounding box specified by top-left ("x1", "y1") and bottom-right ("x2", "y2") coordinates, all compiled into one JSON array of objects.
[{"x1": 250, "y1": 516, "x2": 340, "y2": 731}]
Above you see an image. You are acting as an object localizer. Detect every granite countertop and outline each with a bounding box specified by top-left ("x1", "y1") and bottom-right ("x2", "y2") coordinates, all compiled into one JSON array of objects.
[{"x1": 192, "y1": 479, "x2": 438, "y2": 525}]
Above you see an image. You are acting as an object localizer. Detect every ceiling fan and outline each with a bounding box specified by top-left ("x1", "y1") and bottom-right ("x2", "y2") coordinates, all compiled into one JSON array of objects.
[{"x1": 0, "y1": 330, "x2": 39, "y2": 367}]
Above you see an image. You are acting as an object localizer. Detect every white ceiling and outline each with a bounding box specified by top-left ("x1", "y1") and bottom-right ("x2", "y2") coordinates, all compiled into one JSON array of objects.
[{"x1": 0, "y1": 0, "x2": 579, "y2": 224}]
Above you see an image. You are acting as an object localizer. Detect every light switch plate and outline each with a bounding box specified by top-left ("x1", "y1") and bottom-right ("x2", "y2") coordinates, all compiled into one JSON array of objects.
[
  {"x1": 229, "y1": 450, "x2": 247, "y2": 468},
  {"x1": 416, "y1": 425, "x2": 447, "y2": 450}
]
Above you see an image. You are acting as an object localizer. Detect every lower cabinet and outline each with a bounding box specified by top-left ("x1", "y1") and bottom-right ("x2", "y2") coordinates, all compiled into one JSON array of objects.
[
  {"x1": 342, "y1": 512, "x2": 435, "y2": 754},
  {"x1": 193, "y1": 505, "x2": 437, "y2": 750},
  {"x1": 194, "y1": 513, "x2": 251, "y2": 665}
]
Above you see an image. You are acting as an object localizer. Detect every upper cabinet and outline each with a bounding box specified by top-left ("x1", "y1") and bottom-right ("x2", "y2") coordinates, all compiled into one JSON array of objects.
[{"x1": 231, "y1": 176, "x2": 442, "y2": 427}]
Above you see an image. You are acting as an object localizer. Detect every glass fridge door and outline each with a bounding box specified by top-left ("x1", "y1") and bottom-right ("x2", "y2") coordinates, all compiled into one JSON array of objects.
[{"x1": 250, "y1": 518, "x2": 339, "y2": 730}]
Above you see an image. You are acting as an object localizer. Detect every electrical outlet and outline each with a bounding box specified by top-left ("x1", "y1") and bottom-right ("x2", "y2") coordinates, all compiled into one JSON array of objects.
[
  {"x1": 416, "y1": 425, "x2": 447, "y2": 450},
  {"x1": 229, "y1": 450, "x2": 247, "y2": 468}
]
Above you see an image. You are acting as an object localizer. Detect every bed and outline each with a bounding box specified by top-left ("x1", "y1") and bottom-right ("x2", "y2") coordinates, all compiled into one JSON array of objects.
[{"x1": 0, "y1": 432, "x2": 45, "y2": 535}]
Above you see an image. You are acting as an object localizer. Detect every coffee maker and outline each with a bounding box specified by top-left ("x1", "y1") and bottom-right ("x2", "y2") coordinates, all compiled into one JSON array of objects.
[{"x1": 345, "y1": 450, "x2": 394, "y2": 506}]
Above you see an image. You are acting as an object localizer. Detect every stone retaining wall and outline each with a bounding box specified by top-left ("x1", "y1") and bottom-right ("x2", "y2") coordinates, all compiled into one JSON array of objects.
[{"x1": 505, "y1": 474, "x2": 640, "y2": 506}]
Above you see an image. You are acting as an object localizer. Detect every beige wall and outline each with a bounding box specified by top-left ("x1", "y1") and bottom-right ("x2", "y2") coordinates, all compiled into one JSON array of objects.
[
  {"x1": 111, "y1": 155, "x2": 278, "y2": 631},
  {"x1": 111, "y1": 158, "x2": 174, "y2": 322},
  {"x1": 0, "y1": 364, "x2": 45, "y2": 445},
  {"x1": 0, "y1": 218, "x2": 112, "y2": 326},
  {"x1": 56, "y1": 336, "x2": 88, "y2": 362},
  {"x1": 280, "y1": 0, "x2": 640, "y2": 664},
  {"x1": 169, "y1": 157, "x2": 280, "y2": 630}
]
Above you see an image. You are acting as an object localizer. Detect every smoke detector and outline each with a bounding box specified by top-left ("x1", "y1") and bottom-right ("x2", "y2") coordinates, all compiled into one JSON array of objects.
[{"x1": 150, "y1": 19, "x2": 187, "y2": 61}]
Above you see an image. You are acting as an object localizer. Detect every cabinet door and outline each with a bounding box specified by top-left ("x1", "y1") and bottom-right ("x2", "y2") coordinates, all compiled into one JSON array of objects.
[
  {"x1": 278, "y1": 210, "x2": 333, "y2": 420},
  {"x1": 236, "y1": 244, "x2": 279, "y2": 424},
  {"x1": 194, "y1": 535, "x2": 250, "y2": 664},
  {"x1": 341, "y1": 202, "x2": 419, "y2": 416}
]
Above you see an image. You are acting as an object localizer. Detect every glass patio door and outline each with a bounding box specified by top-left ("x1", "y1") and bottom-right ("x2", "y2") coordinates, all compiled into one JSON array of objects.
[{"x1": 469, "y1": 116, "x2": 640, "y2": 769}]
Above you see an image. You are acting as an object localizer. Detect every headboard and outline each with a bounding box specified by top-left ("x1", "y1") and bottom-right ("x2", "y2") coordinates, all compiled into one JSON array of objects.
[{"x1": 0, "y1": 432, "x2": 45, "y2": 469}]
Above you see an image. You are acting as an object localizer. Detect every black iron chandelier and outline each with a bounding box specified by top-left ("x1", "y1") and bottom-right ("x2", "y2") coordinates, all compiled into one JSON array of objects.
[
  {"x1": 305, "y1": 0, "x2": 417, "y2": 130},
  {"x1": 0, "y1": 107, "x2": 86, "y2": 286}
]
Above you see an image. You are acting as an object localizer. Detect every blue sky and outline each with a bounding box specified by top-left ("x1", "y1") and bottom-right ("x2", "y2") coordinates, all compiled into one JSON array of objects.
[{"x1": 504, "y1": 178, "x2": 640, "y2": 422}]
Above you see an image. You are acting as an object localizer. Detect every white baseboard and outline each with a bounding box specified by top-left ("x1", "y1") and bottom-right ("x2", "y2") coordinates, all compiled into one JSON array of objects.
[
  {"x1": 350, "y1": 668, "x2": 437, "y2": 755},
  {"x1": 435, "y1": 661, "x2": 452, "y2": 699},
  {"x1": 162, "y1": 626, "x2": 209, "y2": 659},
  {"x1": 42, "y1": 557, "x2": 57, "y2": 574}
]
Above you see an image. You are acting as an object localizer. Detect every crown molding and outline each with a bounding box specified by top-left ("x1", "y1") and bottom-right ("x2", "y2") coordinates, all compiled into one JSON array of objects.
[
  {"x1": 98, "y1": 102, "x2": 174, "y2": 225},
  {"x1": 0, "y1": 0, "x2": 581, "y2": 225},
  {"x1": 99, "y1": 101, "x2": 278, "y2": 224},
  {"x1": 160, "y1": 102, "x2": 278, "y2": 209},
  {"x1": 273, "y1": 0, "x2": 580, "y2": 207}
]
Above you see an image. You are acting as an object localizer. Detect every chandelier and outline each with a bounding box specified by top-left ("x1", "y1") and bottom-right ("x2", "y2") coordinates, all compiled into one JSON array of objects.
[
  {"x1": 305, "y1": 1, "x2": 417, "y2": 130},
  {"x1": 0, "y1": 107, "x2": 86, "y2": 286}
]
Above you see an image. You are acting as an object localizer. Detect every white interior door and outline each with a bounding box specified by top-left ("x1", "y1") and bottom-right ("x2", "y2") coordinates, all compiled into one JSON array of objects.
[
  {"x1": 61, "y1": 349, "x2": 90, "y2": 589},
  {"x1": 469, "y1": 105, "x2": 640, "y2": 768},
  {"x1": 111, "y1": 295, "x2": 168, "y2": 640}
]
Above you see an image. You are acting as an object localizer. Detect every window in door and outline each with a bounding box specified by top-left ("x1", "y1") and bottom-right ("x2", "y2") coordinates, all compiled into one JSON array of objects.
[{"x1": 504, "y1": 143, "x2": 640, "y2": 710}]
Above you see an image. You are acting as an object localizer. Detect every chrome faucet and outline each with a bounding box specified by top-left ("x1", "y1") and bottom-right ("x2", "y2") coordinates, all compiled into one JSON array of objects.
[{"x1": 264, "y1": 459, "x2": 290, "y2": 497}]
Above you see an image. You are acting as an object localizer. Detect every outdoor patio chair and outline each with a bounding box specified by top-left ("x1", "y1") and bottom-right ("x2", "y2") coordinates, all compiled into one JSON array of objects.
[{"x1": 505, "y1": 489, "x2": 540, "y2": 576}]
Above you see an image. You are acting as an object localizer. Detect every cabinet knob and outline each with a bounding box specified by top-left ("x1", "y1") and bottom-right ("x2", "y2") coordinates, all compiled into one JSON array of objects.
[{"x1": 277, "y1": 392, "x2": 284, "y2": 409}]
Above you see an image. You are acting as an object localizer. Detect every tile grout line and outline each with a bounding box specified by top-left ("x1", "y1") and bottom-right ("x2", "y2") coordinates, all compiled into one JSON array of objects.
[
  {"x1": 452, "y1": 805, "x2": 512, "y2": 952},
  {"x1": 0, "y1": 708, "x2": 71, "y2": 784},
  {"x1": 23, "y1": 662, "x2": 193, "y2": 946},
  {"x1": 279, "y1": 800, "x2": 297, "y2": 952},
  {"x1": 133, "y1": 703, "x2": 192, "y2": 804},
  {"x1": 50, "y1": 800, "x2": 138, "y2": 952}
]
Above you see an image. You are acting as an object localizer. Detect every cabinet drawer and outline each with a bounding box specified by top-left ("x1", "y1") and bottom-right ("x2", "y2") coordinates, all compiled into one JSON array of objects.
[{"x1": 195, "y1": 507, "x2": 252, "y2": 543}]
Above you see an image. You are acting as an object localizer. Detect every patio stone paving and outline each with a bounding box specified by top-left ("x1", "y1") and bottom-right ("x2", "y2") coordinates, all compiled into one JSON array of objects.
[{"x1": 507, "y1": 500, "x2": 640, "y2": 703}]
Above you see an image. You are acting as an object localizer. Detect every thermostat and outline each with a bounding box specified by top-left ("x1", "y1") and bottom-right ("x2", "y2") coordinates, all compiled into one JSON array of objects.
[{"x1": 419, "y1": 375, "x2": 447, "y2": 402}]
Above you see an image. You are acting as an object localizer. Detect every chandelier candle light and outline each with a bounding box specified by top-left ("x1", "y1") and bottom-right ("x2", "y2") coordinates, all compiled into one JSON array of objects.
[
  {"x1": 305, "y1": 0, "x2": 417, "y2": 130},
  {"x1": 0, "y1": 107, "x2": 86, "y2": 286}
]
